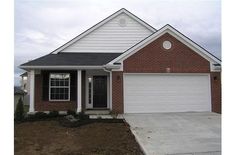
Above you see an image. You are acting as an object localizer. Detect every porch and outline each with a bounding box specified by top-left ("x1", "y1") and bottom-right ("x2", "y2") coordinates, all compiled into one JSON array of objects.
[{"x1": 28, "y1": 69, "x2": 112, "y2": 113}]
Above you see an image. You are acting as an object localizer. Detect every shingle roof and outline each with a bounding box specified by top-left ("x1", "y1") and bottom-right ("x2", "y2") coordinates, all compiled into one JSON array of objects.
[
  {"x1": 20, "y1": 72, "x2": 27, "y2": 77},
  {"x1": 20, "y1": 53, "x2": 122, "y2": 66}
]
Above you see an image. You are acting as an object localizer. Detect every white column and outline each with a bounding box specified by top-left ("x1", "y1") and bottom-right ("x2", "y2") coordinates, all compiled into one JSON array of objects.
[
  {"x1": 109, "y1": 71, "x2": 112, "y2": 110},
  {"x1": 77, "y1": 70, "x2": 82, "y2": 113},
  {"x1": 29, "y1": 70, "x2": 35, "y2": 113}
]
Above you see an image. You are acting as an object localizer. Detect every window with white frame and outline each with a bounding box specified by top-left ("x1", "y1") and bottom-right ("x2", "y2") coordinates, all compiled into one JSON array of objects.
[{"x1": 49, "y1": 73, "x2": 70, "y2": 101}]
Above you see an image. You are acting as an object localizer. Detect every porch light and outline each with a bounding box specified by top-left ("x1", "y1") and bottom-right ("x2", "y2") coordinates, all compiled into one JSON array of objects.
[
  {"x1": 88, "y1": 77, "x2": 92, "y2": 82},
  {"x1": 166, "y1": 67, "x2": 171, "y2": 73}
]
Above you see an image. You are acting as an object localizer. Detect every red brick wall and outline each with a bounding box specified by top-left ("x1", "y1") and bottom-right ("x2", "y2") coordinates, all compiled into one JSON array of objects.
[
  {"x1": 112, "y1": 71, "x2": 123, "y2": 114},
  {"x1": 111, "y1": 33, "x2": 221, "y2": 114},
  {"x1": 34, "y1": 72, "x2": 77, "y2": 111},
  {"x1": 210, "y1": 72, "x2": 221, "y2": 113},
  {"x1": 124, "y1": 33, "x2": 210, "y2": 73}
]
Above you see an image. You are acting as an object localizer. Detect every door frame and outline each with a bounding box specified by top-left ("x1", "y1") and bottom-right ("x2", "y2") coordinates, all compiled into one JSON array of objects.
[
  {"x1": 92, "y1": 76, "x2": 108, "y2": 108},
  {"x1": 85, "y1": 70, "x2": 110, "y2": 109}
]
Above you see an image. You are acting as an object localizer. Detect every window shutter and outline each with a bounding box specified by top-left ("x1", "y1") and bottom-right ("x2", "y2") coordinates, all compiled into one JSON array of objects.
[{"x1": 70, "y1": 71, "x2": 77, "y2": 101}]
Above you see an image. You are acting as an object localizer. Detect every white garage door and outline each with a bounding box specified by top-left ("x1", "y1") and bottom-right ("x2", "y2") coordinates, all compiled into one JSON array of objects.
[{"x1": 124, "y1": 74, "x2": 211, "y2": 113}]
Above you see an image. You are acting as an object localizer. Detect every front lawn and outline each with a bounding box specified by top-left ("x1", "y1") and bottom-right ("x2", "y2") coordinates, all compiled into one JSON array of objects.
[{"x1": 15, "y1": 120, "x2": 143, "y2": 155}]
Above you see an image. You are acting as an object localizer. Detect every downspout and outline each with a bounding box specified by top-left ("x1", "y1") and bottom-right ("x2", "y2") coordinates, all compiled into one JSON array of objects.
[{"x1": 103, "y1": 67, "x2": 113, "y2": 111}]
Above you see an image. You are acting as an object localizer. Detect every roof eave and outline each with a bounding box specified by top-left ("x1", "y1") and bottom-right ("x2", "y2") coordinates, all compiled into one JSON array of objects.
[
  {"x1": 20, "y1": 64, "x2": 122, "y2": 70},
  {"x1": 103, "y1": 64, "x2": 121, "y2": 69}
]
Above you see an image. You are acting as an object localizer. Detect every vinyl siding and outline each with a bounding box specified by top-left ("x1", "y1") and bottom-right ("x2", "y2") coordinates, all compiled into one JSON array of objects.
[{"x1": 61, "y1": 13, "x2": 153, "y2": 53}]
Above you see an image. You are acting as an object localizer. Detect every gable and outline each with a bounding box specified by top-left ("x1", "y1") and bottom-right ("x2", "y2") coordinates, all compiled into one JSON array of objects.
[
  {"x1": 123, "y1": 33, "x2": 210, "y2": 73},
  {"x1": 61, "y1": 13, "x2": 152, "y2": 53},
  {"x1": 109, "y1": 24, "x2": 221, "y2": 72},
  {"x1": 60, "y1": 12, "x2": 153, "y2": 53}
]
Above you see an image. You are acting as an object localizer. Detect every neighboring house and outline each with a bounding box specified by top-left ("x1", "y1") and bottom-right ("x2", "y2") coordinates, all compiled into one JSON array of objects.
[
  {"x1": 20, "y1": 8, "x2": 221, "y2": 114},
  {"x1": 20, "y1": 72, "x2": 30, "y2": 105},
  {"x1": 14, "y1": 86, "x2": 26, "y2": 110},
  {"x1": 20, "y1": 72, "x2": 29, "y2": 92}
]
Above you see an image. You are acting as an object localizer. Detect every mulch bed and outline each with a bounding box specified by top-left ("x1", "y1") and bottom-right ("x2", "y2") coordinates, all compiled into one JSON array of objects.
[{"x1": 14, "y1": 119, "x2": 143, "y2": 155}]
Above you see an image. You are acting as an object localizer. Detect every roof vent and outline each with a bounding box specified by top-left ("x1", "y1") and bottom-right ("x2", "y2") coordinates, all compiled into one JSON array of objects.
[{"x1": 163, "y1": 41, "x2": 172, "y2": 50}]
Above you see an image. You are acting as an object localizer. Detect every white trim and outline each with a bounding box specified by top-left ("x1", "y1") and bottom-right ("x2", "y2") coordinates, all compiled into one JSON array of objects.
[
  {"x1": 108, "y1": 25, "x2": 221, "y2": 66},
  {"x1": 110, "y1": 72, "x2": 112, "y2": 110},
  {"x1": 88, "y1": 77, "x2": 93, "y2": 104},
  {"x1": 107, "y1": 76, "x2": 110, "y2": 109},
  {"x1": 210, "y1": 62, "x2": 221, "y2": 72},
  {"x1": 86, "y1": 76, "x2": 93, "y2": 109},
  {"x1": 85, "y1": 70, "x2": 110, "y2": 109},
  {"x1": 29, "y1": 70, "x2": 35, "y2": 112},
  {"x1": 207, "y1": 74, "x2": 212, "y2": 111},
  {"x1": 77, "y1": 70, "x2": 82, "y2": 112},
  {"x1": 103, "y1": 68, "x2": 113, "y2": 110},
  {"x1": 123, "y1": 73, "x2": 210, "y2": 76},
  {"x1": 49, "y1": 73, "x2": 71, "y2": 102},
  {"x1": 52, "y1": 8, "x2": 156, "y2": 54}
]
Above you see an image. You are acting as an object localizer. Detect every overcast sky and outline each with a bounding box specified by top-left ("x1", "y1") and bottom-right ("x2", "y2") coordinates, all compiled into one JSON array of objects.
[{"x1": 14, "y1": 0, "x2": 221, "y2": 86}]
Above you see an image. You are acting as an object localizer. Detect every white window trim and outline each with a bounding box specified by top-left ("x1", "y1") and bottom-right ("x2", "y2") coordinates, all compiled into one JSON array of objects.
[{"x1": 49, "y1": 73, "x2": 71, "y2": 102}]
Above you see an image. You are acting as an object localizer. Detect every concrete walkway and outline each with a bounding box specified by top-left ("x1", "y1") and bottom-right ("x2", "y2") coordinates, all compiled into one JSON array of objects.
[{"x1": 124, "y1": 112, "x2": 221, "y2": 155}]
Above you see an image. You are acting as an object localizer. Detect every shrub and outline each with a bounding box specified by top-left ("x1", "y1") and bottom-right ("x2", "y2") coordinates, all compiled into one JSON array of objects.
[
  {"x1": 48, "y1": 111, "x2": 59, "y2": 118},
  {"x1": 15, "y1": 97, "x2": 24, "y2": 121},
  {"x1": 78, "y1": 112, "x2": 89, "y2": 120},
  {"x1": 34, "y1": 112, "x2": 48, "y2": 119},
  {"x1": 67, "y1": 110, "x2": 76, "y2": 116}
]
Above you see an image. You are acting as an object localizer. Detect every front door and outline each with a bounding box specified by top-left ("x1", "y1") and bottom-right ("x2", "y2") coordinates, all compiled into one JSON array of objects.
[{"x1": 93, "y1": 76, "x2": 107, "y2": 108}]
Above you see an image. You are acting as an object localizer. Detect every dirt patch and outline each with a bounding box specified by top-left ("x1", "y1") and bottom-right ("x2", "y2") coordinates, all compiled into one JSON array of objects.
[{"x1": 15, "y1": 120, "x2": 143, "y2": 155}]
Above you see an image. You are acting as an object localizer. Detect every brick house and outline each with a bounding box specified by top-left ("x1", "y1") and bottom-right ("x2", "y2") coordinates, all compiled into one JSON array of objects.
[{"x1": 20, "y1": 8, "x2": 221, "y2": 114}]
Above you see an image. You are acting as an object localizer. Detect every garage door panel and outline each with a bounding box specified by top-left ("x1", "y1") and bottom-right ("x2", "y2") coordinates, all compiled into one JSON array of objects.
[{"x1": 124, "y1": 74, "x2": 211, "y2": 113}]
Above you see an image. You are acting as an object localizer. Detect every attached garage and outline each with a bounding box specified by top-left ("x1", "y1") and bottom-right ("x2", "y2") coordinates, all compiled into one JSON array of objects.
[{"x1": 124, "y1": 74, "x2": 211, "y2": 113}]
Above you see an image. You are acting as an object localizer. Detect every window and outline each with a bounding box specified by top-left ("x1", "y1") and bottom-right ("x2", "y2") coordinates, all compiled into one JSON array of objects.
[
  {"x1": 88, "y1": 77, "x2": 92, "y2": 104},
  {"x1": 49, "y1": 73, "x2": 70, "y2": 101}
]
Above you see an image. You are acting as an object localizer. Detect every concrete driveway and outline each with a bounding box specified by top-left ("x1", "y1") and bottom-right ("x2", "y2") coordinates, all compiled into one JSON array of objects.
[{"x1": 123, "y1": 112, "x2": 221, "y2": 155}]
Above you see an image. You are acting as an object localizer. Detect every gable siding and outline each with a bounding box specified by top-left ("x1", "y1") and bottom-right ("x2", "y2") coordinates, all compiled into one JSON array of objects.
[{"x1": 61, "y1": 13, "x2": 153, "y2": 53}]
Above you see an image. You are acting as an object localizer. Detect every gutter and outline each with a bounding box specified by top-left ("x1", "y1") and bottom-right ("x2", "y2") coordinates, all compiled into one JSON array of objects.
[
  {"x1": 103, "y1": 67, "x2": 113, "y2": 111},
  {"x1": 19, "y1": 64, "x2": 121, "y2": 70},
  {"x1": 102, "y1": 64, "x2": 121, "y2": 111}
]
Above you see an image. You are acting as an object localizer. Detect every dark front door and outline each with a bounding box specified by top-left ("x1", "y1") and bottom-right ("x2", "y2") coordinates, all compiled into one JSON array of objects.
[{"x1": 93, "y1": 76, "x2": 107, "y2": 108}]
